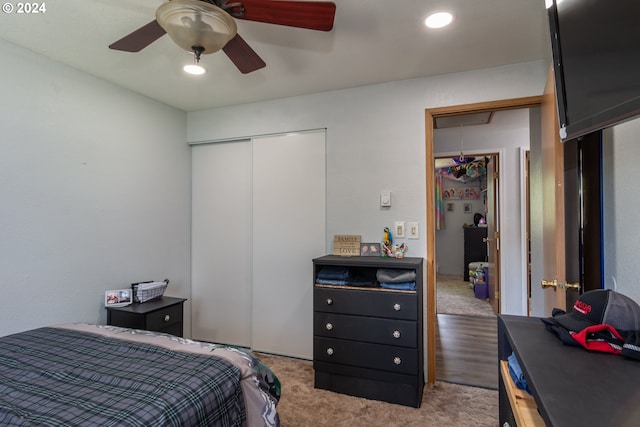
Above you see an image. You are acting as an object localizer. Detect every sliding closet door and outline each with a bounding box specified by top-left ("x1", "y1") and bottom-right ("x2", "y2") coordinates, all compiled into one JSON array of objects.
[
  {"x1": 252, "y1": 131, "x2": 326, "y2": 359},
  {"x1": 191, "y1": 140, "x2": 252, "y2": 347}
]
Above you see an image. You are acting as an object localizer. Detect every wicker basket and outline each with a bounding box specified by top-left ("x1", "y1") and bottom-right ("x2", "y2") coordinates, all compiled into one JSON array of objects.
[{"x1": 131, "y1": 280, "x2": 169, "y2": 303}]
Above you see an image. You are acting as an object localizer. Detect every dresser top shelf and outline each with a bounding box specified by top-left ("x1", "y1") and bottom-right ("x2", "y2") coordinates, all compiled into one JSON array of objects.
[
  {"x1": 313, "y1": 255, "x2": 423, "y2": 269},
  {"x1": 314, "y1": 283, "x2": 416, "y2": 294}
]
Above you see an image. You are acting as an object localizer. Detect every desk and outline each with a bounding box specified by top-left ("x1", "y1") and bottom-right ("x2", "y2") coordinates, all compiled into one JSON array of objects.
[{"x1": 498, "y1": 315, "x2": 640, "y2": 426}]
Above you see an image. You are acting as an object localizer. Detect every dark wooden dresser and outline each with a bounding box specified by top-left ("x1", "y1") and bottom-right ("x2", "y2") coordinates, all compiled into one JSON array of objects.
[
  {"x1": 312, "y1": 255, "x2": 424, "y2": 407},
  {"x1": 463, "y1": 226, "x2": 487, "y2": 281},
  {"x1": 499, "y1": 315, "x2": 640, "y2": 426},
  {"x1": 106, "y1": 296, "x2": 187, "y2": 337}
]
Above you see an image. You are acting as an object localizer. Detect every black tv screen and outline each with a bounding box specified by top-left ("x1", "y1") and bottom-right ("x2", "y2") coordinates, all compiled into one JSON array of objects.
[{"x1": 547, "y1": 0, "x2": 640, "y2": 141}]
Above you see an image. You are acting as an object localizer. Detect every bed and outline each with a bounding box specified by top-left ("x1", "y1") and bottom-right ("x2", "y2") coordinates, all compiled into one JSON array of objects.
[{"x1": 0, "y1": 324, "x2": 281, "y2": 426}]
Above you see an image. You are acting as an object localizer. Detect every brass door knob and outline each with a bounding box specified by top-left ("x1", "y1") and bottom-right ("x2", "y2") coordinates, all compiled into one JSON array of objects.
[{"x1": 541, "y1": 278, "x2": 580, "y2": 291}]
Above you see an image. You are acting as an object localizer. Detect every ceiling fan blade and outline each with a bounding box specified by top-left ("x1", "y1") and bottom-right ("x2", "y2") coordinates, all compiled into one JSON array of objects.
[
  {"x1": 222, "y1": 33, "x2": 266, "y2": 74},
  {"x1": 109, "y1": 20, "x2": 166, "y2": 52},
  {"x1": 230, "y1": 0, "x2": 335, "y2": 31}
]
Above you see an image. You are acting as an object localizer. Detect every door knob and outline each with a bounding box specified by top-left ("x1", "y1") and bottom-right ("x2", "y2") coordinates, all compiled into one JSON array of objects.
[{"x1": 541, "y1": 278, "x2": 580, "y2": 291}]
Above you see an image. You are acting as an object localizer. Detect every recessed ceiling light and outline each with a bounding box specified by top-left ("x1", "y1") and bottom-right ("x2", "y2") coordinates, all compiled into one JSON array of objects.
[
  {"x1": 425, "y1": 12, "x2": 453, "y2": 29},
  {"x1": 184, "y1": 64, "x2": 206, "y2": 75}
]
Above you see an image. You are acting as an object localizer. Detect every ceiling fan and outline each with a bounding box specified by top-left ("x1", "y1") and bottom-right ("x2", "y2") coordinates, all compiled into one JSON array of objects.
[{"x1": 109, "y1": 0, "x2": 336, "y2": 74}]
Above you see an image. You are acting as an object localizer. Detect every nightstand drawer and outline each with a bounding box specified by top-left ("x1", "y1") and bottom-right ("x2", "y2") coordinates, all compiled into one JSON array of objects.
[
  {"x1": 314, "y1": 337, "x2": 418, "y2": 375},
  {"x1": 314, "y1": 312, "x2": 417, "y2": 347},
  {"x1": 314, "y1": 287, "x2": 417, "y2": 320},
  {"x1": 146, "y1": 303, "x2": 182, "y2": 331}
]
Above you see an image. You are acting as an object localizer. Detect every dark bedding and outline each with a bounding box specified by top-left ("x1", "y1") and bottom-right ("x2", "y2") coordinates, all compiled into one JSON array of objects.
[{"x1": 0, "y1": 325, "x2": 280, "y2": 427}]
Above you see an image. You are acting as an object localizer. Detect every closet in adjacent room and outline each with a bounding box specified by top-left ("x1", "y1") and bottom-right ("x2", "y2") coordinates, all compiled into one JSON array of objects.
[{"x1": 190, "y1": 130, "x2": 326, "y2": 359}]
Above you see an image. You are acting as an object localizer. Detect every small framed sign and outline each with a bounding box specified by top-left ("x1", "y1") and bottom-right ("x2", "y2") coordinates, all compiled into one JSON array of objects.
[
  {"x1": 333, "y1": 234, "x2": 361, "y2": 256},
  {"x1": 105, "y1": 289, "x2": 133, "y2": 307}
]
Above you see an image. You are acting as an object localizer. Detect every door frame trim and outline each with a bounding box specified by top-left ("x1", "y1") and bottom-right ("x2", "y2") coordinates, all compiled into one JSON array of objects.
[{"x1": 425, "y1": 96, "x2": 542, "y2": 384}]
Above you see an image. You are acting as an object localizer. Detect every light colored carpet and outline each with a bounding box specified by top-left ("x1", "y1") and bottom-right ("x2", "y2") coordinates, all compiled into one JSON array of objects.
[
  {"x1": 258, "y1": 353, "x2": 499, "y2": 427},
  {"x1": 437, "y1": 274, "x2": 495, "y2": 317}
]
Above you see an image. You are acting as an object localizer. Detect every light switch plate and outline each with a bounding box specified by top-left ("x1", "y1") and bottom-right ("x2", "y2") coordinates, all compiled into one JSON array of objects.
[
  {"x1": 408, "y1": 222, "x2": 419, "y2": 239},
  {"x1": 380, "y1": 191, "x2": 391, "y2": 207},
  {"x1": 395, "y1": 221, "x2": 405, "y2": 238}
]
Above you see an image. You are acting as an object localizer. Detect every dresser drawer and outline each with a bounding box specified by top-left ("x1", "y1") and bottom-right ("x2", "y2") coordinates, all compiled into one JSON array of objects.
[
  {"x1": 314, "y1": 312, "x2": 417, "y2": 347},
  {"x1": 314, "y1": 287, "x2": 417, "y2": 320},
  {"x1": 145, "y1": 303, "x2": 183, "y2": 331},
  {"x1": 314, "y1": 337, "x2": 418, "y2": 375}
]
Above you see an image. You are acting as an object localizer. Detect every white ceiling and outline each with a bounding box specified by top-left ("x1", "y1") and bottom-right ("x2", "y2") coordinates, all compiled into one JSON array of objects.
[{"x1": 0, "y1": 0, "x2": 551, "y2": 112}]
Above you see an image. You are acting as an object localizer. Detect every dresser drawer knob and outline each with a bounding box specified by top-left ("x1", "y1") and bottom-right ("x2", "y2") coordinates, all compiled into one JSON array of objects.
[
  {"x1": 164, "y1": 314, "x2": 171, "y2": 322},
  {"x1": 325, "y1": 323, "x2": 333, "y2": 331},
  {"x1": 393, "y1": 303, "x2": 401, "y2": 311},
  {"x1": 393, "y1": 356, "x2": 402, "y2": 365},
  {"x1": 326, "y1": 298, "x2": 333, "y2": 305},
  {"x1": 393, "y1": 330, "x2": 401, "y2": 339},
  {"x1": 326, "y1": 348, "x2": 334, "y2": 356}
]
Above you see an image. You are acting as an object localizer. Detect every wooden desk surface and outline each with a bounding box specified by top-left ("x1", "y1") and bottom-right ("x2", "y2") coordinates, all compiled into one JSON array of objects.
[{"x1": 499, "y1": 315, "x2": 640, "y2": 427}]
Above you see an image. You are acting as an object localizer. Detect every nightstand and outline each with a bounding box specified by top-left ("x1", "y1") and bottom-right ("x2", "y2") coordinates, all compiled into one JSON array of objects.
[{"x1": 106, "y1": 296, "x2": 187, "y2": 337}]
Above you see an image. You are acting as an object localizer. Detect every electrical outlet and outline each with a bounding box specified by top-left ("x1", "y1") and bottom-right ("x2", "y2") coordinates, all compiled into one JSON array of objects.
[{"x1": 408, "y1": 222, "x2": 419, "y2": 239}]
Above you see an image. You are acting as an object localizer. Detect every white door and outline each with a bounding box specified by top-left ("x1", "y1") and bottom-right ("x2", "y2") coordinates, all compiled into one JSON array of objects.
[
  {"x1": 252, "y1": 131, "x2": 326, "y2": 359},
  {"x1": 191, "y1": 140, "x2": 253, "y2": 347},
  {"x1": 191, "y1": 131, "x2": 326, "y2": 359}
]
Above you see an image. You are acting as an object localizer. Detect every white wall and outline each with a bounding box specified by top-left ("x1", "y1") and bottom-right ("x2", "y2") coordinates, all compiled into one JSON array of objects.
[
  {"x1": 603, "y1": 117, "x2": 640, "y2": 303},
  {"x1": 188, "y1": 62, "x2": 549, "y2": 317},
  {"x1": 0, "y1": 39, "x2": 190, "y2": 337}
]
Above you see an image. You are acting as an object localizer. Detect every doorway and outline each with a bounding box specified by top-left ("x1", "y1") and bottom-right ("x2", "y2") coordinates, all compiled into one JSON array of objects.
[
  {"x1": 434, "y1": 151, "x2": 497, "y2": 318},
  {"x1": 424, "y1": 96, "x2": 543, "y2": 384},
  {"x1": 433, "y1": 145, "x2": 500, "y2": 389}
]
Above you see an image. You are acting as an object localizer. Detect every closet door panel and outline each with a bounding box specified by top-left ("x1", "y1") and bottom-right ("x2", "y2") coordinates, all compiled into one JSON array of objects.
[
  {"x1": 252, "y1": 131, "x2": 326, "y2": 359},
  {"x1": 191, "y1": 141, "x2": 252, "y2": 347}
]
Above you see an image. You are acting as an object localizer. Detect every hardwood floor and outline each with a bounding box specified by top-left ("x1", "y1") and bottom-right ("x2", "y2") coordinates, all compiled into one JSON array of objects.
[{"x1": 436, "y1": 313, "x2": 498, "y2": 389}]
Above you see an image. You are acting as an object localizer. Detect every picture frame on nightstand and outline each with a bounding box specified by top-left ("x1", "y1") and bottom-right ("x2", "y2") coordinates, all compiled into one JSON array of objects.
[{"x1": 104, "y1": 289, "x2": 132, "y2": 307}]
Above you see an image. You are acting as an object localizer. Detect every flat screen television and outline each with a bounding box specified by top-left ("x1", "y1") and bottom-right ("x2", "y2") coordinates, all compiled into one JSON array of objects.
[{"x1": 546, "y1": 0, "x2": 640, "y2": 141}]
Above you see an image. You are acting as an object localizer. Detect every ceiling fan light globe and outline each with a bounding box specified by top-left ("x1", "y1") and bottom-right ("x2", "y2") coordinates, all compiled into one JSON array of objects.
[{"x1": 156, "y1": 0, "x2": 237, "y2": 54}]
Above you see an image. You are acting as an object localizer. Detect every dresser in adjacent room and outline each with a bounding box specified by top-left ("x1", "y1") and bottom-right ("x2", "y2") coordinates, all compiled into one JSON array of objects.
[
  {"x1": 463, "y1": 226, "x2": 487, "y2": 281},
  {"x1": 312, "y1": 255, "x2": 424, "y2": 407}
]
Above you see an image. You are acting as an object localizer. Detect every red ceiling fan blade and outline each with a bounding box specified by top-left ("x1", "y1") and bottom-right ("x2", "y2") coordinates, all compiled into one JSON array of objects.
[
  {"x1": 109, "y1": 20, "x2": 166, "y2": 52},
  {"x1": 223, "y1": 33, "x2": 267, "y2": 74},
  {"x1": 229, "y1": 0, "x2": 336, "y2": 31}
]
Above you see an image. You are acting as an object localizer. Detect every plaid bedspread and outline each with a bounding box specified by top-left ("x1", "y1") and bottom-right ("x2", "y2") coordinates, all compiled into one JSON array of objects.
[{"x1": 0, "y1": 327, "x2": 246, "y2": 426}]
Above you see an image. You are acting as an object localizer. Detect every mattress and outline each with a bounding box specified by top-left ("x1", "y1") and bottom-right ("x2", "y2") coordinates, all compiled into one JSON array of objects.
[{"x1": 0, "y1": 324, "x2": 280, "y2": 426}]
